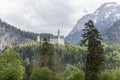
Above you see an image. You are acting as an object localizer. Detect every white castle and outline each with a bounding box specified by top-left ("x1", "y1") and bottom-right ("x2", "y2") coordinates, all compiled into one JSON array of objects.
[{"x1": 37, "y1": 30, "x2": 64, "y2": 45}]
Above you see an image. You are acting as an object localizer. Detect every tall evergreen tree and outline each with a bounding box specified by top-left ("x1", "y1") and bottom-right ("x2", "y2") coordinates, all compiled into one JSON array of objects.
[
  {"x1": 81, "y1": 20, "x2": 105, "y2": 80},
  {"x1": 39, "y1": 38, "x2": 54, "y2": 70}
]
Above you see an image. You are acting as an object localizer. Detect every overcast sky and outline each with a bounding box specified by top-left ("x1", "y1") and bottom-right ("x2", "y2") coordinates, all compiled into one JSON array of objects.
[{"x1": 0, "y1": 0, "x2": 120, "y2": 36}]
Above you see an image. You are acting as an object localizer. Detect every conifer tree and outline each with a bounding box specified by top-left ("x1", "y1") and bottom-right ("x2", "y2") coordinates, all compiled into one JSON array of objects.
[
  {"x1": 40, "y1": 38, "x2": 54, "y2": 70},
  {"x1": 81, "y1": 20, "x2": 105, "y2": 80}
]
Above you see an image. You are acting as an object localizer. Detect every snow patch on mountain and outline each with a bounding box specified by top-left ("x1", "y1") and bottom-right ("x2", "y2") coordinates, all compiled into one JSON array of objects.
[
  {"x1": 115, "y1": 14, "x2": 120, "y2": 18},
  {"x1": 104, "y1": 2, "x2": 117, "y2": 7}
]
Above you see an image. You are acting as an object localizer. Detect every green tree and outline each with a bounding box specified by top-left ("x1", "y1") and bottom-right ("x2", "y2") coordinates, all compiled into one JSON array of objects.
[
  {"x1": 98, "y1": 71, "x2": 114, "y2": 80},
  {"x1": 98, "y1": 68, "x2": 120, "y2": 80},
  {"x1": 0, "y1": 48, "x2": 25, "y2": 80},
  {"x1": 64, "y1": 66, "x2": 85, "y2": 80},
  {"x1": 68, "y1": 70, "x2": 85, "y2": 80},
  {"x1": 113, "y1": 68, "x2": 120, "y2": 80},
  {"x1": 30, "y1": 67, "x2": 63, "y2": 80},
  {"x1": 81, "y1": 20, "x2": 105, "y2": 80}
]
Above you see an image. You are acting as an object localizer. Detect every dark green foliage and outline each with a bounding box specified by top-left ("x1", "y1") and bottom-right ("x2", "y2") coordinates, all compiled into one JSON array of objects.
[
  {"x1": 55, "y1": 44, "x2": 87, "y2": 69},
  {"x1": 14, "y1": 42, "x2": 87, "y2": 70},
  {"x1": 13, "y1": 41, "x2": 120, "y2": 71},
  {"x1": 23, "y1": 58, "x2": 33, "y2": 80},
  {"x1": 0, "y1": 48, "x2": 25, "y2": 80},
  {"x1": 14, "y1": 42, "x2": 39, "y2": 60},
  {"x1": 81, "y1": 20, "x2": 105, "y2": 80},
  {"x1": 104, "y1": 43, "x2": 120, "y2": 70},
  {"x1": 39, "y1": 33, "x2": 54, "y2": 41},
  {"x1": 30, "y1": 67, "x2": 63, "y2": 80}
]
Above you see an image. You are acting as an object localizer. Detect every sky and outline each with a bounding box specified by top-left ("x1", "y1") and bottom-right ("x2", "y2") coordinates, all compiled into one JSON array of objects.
[{"x1": 0, "y1": 0, "x2": 120, "y2": 36}]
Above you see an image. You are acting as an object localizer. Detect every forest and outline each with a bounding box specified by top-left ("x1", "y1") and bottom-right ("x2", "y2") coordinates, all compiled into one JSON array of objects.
[{"x1": 0, "y1": 40, "x2": 120, "y2": 80}]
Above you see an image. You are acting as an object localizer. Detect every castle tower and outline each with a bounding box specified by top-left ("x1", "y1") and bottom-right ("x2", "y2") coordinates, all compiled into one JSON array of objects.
[
  {"x1": 58, "y1": 30, "x2": 60, "y2": 44},
  {"x1": 37, "y1": 35, "x2": 40, "y2": 42}
]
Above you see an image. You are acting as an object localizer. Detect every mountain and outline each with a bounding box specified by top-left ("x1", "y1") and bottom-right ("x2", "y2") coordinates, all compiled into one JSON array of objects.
[
  {"x1": 103, "y1": 19, "x2": 120, "y2": 43},
  {"x1": 0, "y1": 19, "x2": 53, "y2": 52},
  {"x1": 65, "y1": 2, "x2": 120, "y2": 44},
  {"x1": 0, "y1": 18, "x2": 38, "y2": 51}
]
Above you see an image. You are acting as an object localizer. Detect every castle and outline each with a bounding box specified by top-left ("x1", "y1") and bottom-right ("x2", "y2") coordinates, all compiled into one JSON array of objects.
[{"x1": 37, "y1": 30, "x2": 64, "y2": 45}]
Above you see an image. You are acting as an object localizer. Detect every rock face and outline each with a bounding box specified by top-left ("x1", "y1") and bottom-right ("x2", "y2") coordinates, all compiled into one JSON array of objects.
[
  {"x1": 65, "y1": 2, "x2": 120, "y2": 44},
  {"x1": 103, "y1": 19, "x2": 120, "y2": 43},
  {"x1": 0, "y1": 19, "x2": 38, "y2": 51}
]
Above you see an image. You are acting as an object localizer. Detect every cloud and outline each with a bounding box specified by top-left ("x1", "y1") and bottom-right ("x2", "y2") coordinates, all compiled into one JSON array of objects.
[
  {"x1": 0, "y1": 0, "x2": 77, "y2": 35},
  {"x1": 0, "y1": 0, "x2": 120, "y2": 36}
]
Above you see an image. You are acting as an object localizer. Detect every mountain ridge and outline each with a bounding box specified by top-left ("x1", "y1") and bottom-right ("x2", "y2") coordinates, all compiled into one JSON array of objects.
[{"x1": 65, "y1": 2, "x2": 120, "y2": 44}]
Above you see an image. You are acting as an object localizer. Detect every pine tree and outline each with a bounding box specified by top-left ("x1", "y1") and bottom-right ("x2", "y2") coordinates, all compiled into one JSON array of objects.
[
  {"x1": 39, "y1": 38, "x2": 54, "y2": 70},
  {"x1": 81, "y1": 20, "x2": 105, "y2": 80}
]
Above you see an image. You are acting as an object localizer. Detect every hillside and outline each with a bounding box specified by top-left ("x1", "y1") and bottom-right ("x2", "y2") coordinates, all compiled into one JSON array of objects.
[
  {"x1": 0, "y1": 18, "x2": 53, "y2": 52},
  {"x1": 12, "y1": 41, "x2": 120, "y2": 70},
  {"x1": 65, "y1": 2, "x2": 120, "y2": 44},
  {"x1": 103, "y1": 19, "x2": 120, "y2": 43}
]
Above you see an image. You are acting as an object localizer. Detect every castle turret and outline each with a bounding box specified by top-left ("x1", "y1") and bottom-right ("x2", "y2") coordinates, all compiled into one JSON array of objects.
[
  {"x1": 58, "y1": 30, "x2": 60, "y2": 44},
  {"x1": 37, "y1": 35, "x2": 40, "y2": 42}
]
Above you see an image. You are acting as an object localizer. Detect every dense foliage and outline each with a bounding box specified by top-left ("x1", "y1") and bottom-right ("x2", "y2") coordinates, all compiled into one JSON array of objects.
[
  {"x1": 0, "y1": 48, "x2": 24, "y2": 80},
  {"x1": 0, "y1": 41, "x2": 120, "y2": 80},
  {"x1": 13, "y1": 41, "x2": 120, "y2": 71},
  {"x1": 14, "y1": 41, "x2": 87, "y2": 69},
  {"x1": 30, "y1": 67, "x2": 63, "y2": 80},
  {"x1": 0, "y1": 33, "x2": 120, "y2": 80},
  {"x1": 64, "y1": 66, "x2": 85, "y2": 80}
]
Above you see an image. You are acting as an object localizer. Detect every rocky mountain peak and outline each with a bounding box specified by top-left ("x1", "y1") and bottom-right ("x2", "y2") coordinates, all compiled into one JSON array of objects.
[
  {"x1": 94, "y1": 2, "x2": 117, "y2": 16},
  {"x1": 101, "y1": 2, "x2": 117, "y2": 7}
]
